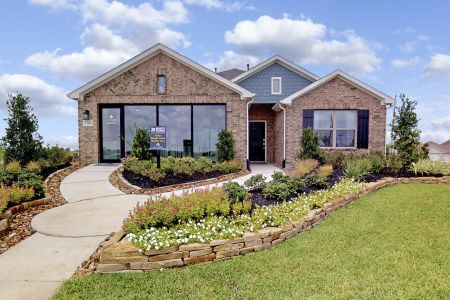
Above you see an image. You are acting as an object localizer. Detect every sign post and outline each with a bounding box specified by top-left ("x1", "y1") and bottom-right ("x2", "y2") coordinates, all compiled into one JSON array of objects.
[{"x1": 150, "y1": 126, "x2": 167, "y2": 169}]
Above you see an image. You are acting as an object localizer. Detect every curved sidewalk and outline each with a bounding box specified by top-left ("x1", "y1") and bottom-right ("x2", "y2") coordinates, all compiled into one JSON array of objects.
[{"x1": 0, "y1": 163, "x2": 281, "y2": 299}]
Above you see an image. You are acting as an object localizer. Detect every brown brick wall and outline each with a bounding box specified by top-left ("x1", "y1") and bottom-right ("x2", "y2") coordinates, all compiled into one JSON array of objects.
[
  {"x1": 248, "y1": 104, "x2": 275, "y2": 163},
  {"x1": 284, "y1": 77, "x2": 387, "y2": 165},
  {"x1": 78, "y1": 52, "x2": 249, "y2": 164}
]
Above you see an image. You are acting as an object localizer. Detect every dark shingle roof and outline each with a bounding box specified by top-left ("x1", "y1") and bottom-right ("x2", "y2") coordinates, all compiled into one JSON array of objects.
[
  {"x1": 426, "y1": 140, "x2": 450, "y2": 154},
  {"x1": 217, "y1": 68, "x2": 245, "y2": 80}
]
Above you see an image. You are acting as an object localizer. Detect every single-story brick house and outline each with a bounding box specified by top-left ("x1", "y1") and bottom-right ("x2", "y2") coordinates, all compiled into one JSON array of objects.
[{"x1": 68, "y1": 43, "x2": 394, "y2": 167}]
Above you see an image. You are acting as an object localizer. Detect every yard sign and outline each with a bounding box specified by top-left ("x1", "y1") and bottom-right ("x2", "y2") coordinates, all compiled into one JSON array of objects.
[{"x1": 150, "y1": 126, "x2": 167, "y2": 150}]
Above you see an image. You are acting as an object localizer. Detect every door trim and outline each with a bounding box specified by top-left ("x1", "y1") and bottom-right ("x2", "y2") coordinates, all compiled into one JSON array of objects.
[{"x1": 249, "y1": 120, "x2": 267, "y2": 163}]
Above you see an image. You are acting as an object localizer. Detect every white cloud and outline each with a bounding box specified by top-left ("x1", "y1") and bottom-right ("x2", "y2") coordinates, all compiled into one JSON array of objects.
[
  {"x1": 431, "y1": 115, "x2": 450, "y2": 128},
  {"x1": 0, "y1": 74, "x2": 75, "y2": 117},
  {"x1": 400, "y1": 41, "x2": 416, "y2": 53},
  {"x1": 421, "y1": 129, "x2": 450, "y2": 143},
  {"x1": 423, "y1": 54, "x2": 450, "y2": 78},
  {"x1": 28, "y1": 0, "x2": 77, "y2": 11},
  {"x1": 391, "y1": 56, "x2": 421, "y2": 69},
  {"x1": 25, "y1": 0, "x2": 190, "y2": 81},
  {"x1": 184, "y1": 0, "x2": 252, "y2": 11},
  {"x1": 224, "y1": 15, "x2": 381, "y2": 74},
  {"x1": 206, "y1": 50, "x2": 262, "y2": 71},
  {"x1": 45, "y1": 135, "x2": 78, "y2": 149},
  {"x1": 416, "y1": 34, "x2": 429, "y2": 41}
]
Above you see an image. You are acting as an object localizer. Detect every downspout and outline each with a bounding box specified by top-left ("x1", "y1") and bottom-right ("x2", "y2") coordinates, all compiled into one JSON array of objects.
[
  {"x1": 246, "y1": 98, "x2": 254, "y2": 171},
  {"x1": 279, "y1": 103, "x2": 287, "y2": 168}
]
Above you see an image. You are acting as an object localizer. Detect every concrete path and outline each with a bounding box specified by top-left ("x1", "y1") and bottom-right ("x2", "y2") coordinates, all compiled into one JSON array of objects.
[{"x1": 0, "y1": 163, "x2": 281, "y2": 300}]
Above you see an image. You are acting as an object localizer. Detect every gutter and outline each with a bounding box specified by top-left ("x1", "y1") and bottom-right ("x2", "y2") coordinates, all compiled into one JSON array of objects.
[
  {"x1": 246, "y1": 97, "x2": 254, "y2": 171},
  {"x1": 273, "y1": 103, "x2": 287, "y2": 168}
]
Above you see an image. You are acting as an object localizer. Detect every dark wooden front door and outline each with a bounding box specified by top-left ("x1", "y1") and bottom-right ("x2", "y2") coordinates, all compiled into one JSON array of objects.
[{"x1": 249, "y1": 121, "x2": 265, "y2": 162}]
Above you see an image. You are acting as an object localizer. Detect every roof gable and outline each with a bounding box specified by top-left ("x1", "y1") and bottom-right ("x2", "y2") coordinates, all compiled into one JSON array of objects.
[
  {"x1": 231, "y1": 56, "x2": 319, "y2": 83},
  {"x1": 279, "y1": 70, "x2": 395, "y2": 106},
  {"x1": 68, "y1": 44, "x2": 254, "y2": 100}
]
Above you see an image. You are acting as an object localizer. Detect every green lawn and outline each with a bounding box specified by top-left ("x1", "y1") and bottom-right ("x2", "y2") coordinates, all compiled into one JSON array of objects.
[{"x1": 53, "y1": 183, "x2": 450, "y2": 300}]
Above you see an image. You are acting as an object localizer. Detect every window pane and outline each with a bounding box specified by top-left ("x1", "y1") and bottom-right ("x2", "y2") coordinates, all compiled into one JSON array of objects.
[
  {"x1": 336, "y1": 130, "x2": 355, "y2": 147},
  {"x1": 315, "y1": 130, "x2": 333, "y2": 147},
  {"x1": 101, "y1": 108, "x2": 121, "y2": 160},
  {"x1": 159, "y1": 105, "x2": 191, "y2": 158},
  {"x1": 272, "y1": 78, "x2": 281, "y2": 93},
  {"x1": 124, "y1": 106, "x2": 156, "y2": 155},
  {"x1": 314, "y1": 111, "x2": 333, "y2": 129},
  {"x1": 193, "y1": 105, "x2": 225, "y2": 161},
  {"x1": 336, "y1": 111, "x2": 356, "y2": 129},
  {"x1": 158, "y1": 76, "x2": 166, "y2": 94}
]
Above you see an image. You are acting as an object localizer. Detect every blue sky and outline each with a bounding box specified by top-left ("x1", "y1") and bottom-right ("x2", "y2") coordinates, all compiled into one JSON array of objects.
[{"x1": 1, "y1": 0, "x2": 450, "y2": 149}]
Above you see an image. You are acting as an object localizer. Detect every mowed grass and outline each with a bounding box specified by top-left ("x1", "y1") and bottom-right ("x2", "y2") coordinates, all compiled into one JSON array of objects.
[{"x1": 53, "y1": 184, "x2": 450, "y2": 300}]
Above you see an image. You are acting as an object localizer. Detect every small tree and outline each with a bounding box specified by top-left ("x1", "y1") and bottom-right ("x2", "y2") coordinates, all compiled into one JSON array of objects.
[
  {"x1": 390, "y1": 94, "x2": 421, "y2": 168},
  {"x1": 298, "y1": 127, "x2": 325, "y2": 163},
  {"x1": 216, "y1": 130, "x2": 236, "y2": 162},
  {"x1": 131, "y1": 128, "x2": 152, "y2": 160},
  {"x1": 1, "y1": 93, "x2": 42, "y2": 164}
]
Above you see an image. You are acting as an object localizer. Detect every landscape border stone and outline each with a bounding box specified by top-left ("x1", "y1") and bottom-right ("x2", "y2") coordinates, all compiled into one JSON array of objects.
[{"x1": 88, "y1": 176, "x2": 450, "y2": 274}]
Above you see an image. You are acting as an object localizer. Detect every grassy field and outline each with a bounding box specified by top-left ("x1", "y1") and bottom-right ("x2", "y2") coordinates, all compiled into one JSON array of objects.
[{"x1": 53, "y1": 183, "x2": 450, "y2": 300}]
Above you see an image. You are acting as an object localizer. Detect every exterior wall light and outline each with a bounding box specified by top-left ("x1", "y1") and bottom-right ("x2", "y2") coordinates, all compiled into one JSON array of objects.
[{"x1": 82, "y1": 110, "x2": 90, "y2": 120}]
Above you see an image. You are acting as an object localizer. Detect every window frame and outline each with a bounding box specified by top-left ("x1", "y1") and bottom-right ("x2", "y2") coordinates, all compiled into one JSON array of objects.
[
  {"x1": 271, "y1": 77, "x2": 282, "y2": 95},
  {"x1": 157, "y1": 75, "x2": 166, "y2": 94},
  {"x1": 313, "y1": 110, "x2": 358, "y2": 149}
]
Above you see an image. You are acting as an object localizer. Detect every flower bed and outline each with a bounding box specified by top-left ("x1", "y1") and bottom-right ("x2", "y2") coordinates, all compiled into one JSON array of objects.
[
  {"x1": 122, "y1": 157, "x2": 244, "y2": 189},
  {"x1": 90, "y1": 175, "x2": 450, "y2": 274}
]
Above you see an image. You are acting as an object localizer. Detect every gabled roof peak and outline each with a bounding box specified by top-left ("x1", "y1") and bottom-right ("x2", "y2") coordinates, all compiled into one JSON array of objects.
[
  {"x1": 68, "y1": 43, "x2": 255, "y2": 101},
  {"x1": 231, "y1": 55, "x2": 320, "y2": 83}
]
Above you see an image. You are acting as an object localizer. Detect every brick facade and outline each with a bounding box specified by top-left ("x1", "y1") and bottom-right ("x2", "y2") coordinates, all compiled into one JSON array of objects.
[
  {"x1": 78, "y1": 52, "x2": 249, "y2": 164},
  {"x1": 248, "y1": 104, "x2": 275, "y2": 163},
  {"x1": 283, "y1": 77, "x2": 387, "y2": 165}
]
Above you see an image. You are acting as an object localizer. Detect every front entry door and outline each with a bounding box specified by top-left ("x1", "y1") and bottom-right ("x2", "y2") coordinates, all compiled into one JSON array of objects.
[
  {"x1": 100, "y1": 107, "x2": 123, "y2": 162},
  {"x1": 249, "y1": 121, "x2": 266, "y2": 162}
]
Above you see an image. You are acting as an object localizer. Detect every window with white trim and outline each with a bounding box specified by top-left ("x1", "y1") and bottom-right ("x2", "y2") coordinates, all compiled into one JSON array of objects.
[
  {"x1": 313, "y1": 110, "x2": 357, "y2": 148},
  {"x1": 271, "y1": 77, "x2": 282, "y2": 94}
]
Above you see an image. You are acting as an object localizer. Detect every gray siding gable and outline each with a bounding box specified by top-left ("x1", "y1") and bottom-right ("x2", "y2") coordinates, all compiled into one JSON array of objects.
[{"x1": 237, "y1": 62, "x2": 313, "y2": 104}]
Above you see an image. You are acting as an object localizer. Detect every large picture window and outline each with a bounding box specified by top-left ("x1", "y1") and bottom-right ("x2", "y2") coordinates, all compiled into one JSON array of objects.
[
  {"x1": 124, "y1": 106, "x2": 156, "y2": 155},
  {"x1": 313, "y1": 110, "x2": 356, "y2": 148},
  {"x1": 159, "y1": 105, "x2": 192, "y2": 158},
  {"x1": 193, "y1": 105, "x2": 226, "y2": 161}
]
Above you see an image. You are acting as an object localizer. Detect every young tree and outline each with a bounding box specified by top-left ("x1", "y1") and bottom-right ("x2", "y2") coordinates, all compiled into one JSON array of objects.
[
  {"x1": 298, "y1": 127, "x2": 325, "y2": 163},
  {"x1": 1, "y1": 93, "x2": 42, "y2": 164},
  {"x1": 390, "y1": 93, "x2": 421, "y2": 168},
  {"x1": 131, "y1": 128, "x2": 152, "y2": 160},
  {"x1": 216, "y1": 130, "x2": 236, "y2": 162}
]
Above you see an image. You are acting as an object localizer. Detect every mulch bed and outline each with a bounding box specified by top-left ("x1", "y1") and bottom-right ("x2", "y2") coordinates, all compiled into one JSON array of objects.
[
  {"x1": 0, "y1": 163, "x2": 81, "y2": 255},
  {"x1": 110, "y1": 167, "x2": 250, "y2": 195}
]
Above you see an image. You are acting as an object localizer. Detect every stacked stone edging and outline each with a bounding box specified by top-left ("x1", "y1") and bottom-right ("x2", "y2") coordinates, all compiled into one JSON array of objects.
[
  {"x1": 110, "y1": 167, "x2": 250, "y2": 195},
  {"x1": 95, "y1": 176, "x2": 450, "y2": 273}
]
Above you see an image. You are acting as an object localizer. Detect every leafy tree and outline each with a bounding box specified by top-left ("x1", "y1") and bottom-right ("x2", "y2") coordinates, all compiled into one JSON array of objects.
[
  {"x1": 216, "y1": 130, "x2": 236, "y2": 162},
  {"x1": 131, "y1": 128, "x2": 152, "y2": 160},
  {"x1": 390, "y1": 93, "x2": 421, "y2": 168},
  {"x1": 1, "y1": 93, "x2": 42, "y2": 164},
  {"x1": 298, "y1": 127, "x2": 325, "y2": 163}
]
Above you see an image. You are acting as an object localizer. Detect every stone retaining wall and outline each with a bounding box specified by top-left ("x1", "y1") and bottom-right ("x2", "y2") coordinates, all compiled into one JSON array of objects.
[{"x1": 95, "y1": 176, "x2": 450, "y2": 273}]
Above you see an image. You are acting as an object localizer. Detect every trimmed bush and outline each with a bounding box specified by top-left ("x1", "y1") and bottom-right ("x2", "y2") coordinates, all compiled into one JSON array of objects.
[
  {"x1": 244, "y1": 174, "x2": 266, "y2": 190},
  {"x1": 303, "y1": 172, "x2": 328, "y2": 189},
  {"x1": 216, "y1": 130, "x2": 236, "y2": 162},
  {"x1": 16, "y1": 169, "x2": 44, "y2": 198},
  {"x1": 298, "y1": 127, "x2": 325, "y2": 163},
  {"x1": 343, "y1": 158, "x2": 373, "y2": 181},
  {"x1": 223, "y1": 182, "x2": 250, "y2": 204},
  {"x1": 263, "y1": 173, "x2": 304, "y2": 201}
]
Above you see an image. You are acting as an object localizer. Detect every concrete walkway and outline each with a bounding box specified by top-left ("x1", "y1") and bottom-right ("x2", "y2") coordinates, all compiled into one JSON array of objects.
[{"x1": 0, "y1": 163, "x2": 281, "y2": 299}]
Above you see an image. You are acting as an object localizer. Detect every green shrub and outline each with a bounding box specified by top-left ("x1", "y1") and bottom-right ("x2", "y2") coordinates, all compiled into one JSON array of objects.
[
  {"x1": 222, "y1": 182, "x2": 250, "y2": 204},
  {"x1": 324, "y1": 151, "x2": 346, "y2": 167},
  {"x1": 25, "y1": 161, "x2": 41, "y2": 173},
  {"x1": 244, "y1": 174, "x2": 266, "y2": 190},
  {"x1": 5, "y1": 160, "x2": 21, "y2": 175},
  {"x1": 263, "y1": 174, "x2": 304, "y2": 201},
  {"x1": 39, "y1": 145, "x2": 73, "y2": 167},
  {"x1": 130, "y1": 128, "x2": 152, "y2": 161},
  {"x1": 317, "y1": 165, "x2": 333, "y2": 177},
  {"x1": 271, "y1": 171, "x2": 286, "y2": 183},
  {"x1": 122, "y1": 188, "x2": 230, "y2": 231},
  {"x1": 172, "y1": 157, "x2": 197, "y2": 177},
  {"x1": 303, "y1": 172, "x2": 328, "y2": 189},
  {"x1": 217, "y1": 159, "x2": 243, "y2": 174},
  {"x1": 292, "y1": 159, "x2": 319, "y2": 178},
  {"x1": 16, "y1": 169, "x2": 44, "y2": 198},
  {"x1": 367, "y1": 152, "x2": 385, "y2": 173},
  {"x1": 343, "y1": 158, "x2": 373, "y2": 181},
  {"x1": 231, "y1": 200, "x2": 252, "y2": 215},
  {"x1": 216, "y1": 130, "x2": 236, "y2": 162},
  {"x1": 124, "y1": 157, "x2": 165, "y2": 182},
  {"x1": 411, "y1": 159, "x2": 450, "y2": 176},
  {"x1": 298, "y1": 127, "x2": 325, "y2": 163},
  {"x1": 196, "y1": 156, "x2": 214, "y2": 174},
  {"x1": 386, "y1": 154, "x2": 403, "y2": 174},
  {"x1": 0, "y1": 186, "x2": 35, "y2": 206}
]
